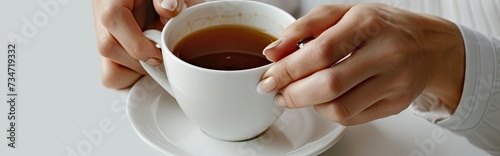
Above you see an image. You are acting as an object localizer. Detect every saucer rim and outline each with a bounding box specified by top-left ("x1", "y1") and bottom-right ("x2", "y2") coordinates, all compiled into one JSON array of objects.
[{"x1": 126, "y1": 76, "x2": 345, "y2": 156}]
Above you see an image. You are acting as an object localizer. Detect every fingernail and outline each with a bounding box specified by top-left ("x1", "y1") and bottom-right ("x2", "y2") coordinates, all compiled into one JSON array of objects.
[
  {"x1": 263, "y1": 39, "x2": 282, "y2": 56},
  {"x1": 161, "y1": 0, "x2": 179, "y2": 11},
  {"x1": 275, "y1": 94, "x2": 287, "y2": 107},
  {"x1": 257, "y1": 77, "x2": 277, "y2": 94},
  {"x1": 146, "y1": 58, "x2": 162, "y2": 66}
]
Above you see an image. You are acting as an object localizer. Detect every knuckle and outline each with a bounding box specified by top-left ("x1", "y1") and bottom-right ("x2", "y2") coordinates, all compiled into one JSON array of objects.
[
  {"x1": 100, "y1": 5, "x2": 120, "y2": 30},
  {"x1": 323, "y1": 100, "x2": 351, "y2": 122},
  {"x1": 100, "y1": 62, "x2": 139, "y2": 89},
  {"x1": 101, "y1": 77, "x2": 130, "y2": 89},
  {"x1": 128, "y1": 42, "x2": 154, "y2": 60},
  {"x1": 379, "y1": 42, "x2": 407, "y2": 65},
  {"x1": 100, "y1": 65, "x2": 120, "y2": 89},
  {"x1": 316, "y1": 5, "x2": 341, "y2": 19},
  {"x1": 333, "y1": 100, "x2": 351, "y2": 121},
  {"x1": 101, "y1": 76, "x2": 117, "y2": 89},
  {"x1": 285, "y1": 5, "x2": 332, "y2": 36},
  {"x1": 362, "y1": 13, "x2": 380, "y2": 26},
  {"x1": 351, "y1": 4, "x2": 377, "y2": 15},
  {"x1": 399, "y1": 75, "x2": 415, "y2": 90},
  {"x1": 349, "y1": 5, "x2": 368, "y2": 17},
  {"x1": 97, "y1": 35, "x2": 119, "y2": 58},
  {"x1": 283, "y1": 92, "x2": 300, "y2": 109},
  {"x1": 385, "y1": 71, "x2": 412, "y2": 92},
  {"x1": 274, "y1": 61, "x2": 298, "y2": 87},
  {"x1": 126, "y1": 45, "x2": 144, "y2": 60},
  {"x1": 313, "y1": 40, "x2": 335, "y2": 61},
  {"x1": 389, "y1": 49, "x2": 407, "y2": 66},
  {"x1": 284, "y1": 20, "x2": 312, "y2": 35},
  {"x1": 351, "y1": 4, "x2": 385, "y2": 28},
  {"x1": 321, "y1": 71, "x2": 343, "y2": 98}
]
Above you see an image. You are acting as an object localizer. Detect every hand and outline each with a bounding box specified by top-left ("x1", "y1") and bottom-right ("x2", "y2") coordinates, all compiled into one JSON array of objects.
[
  {"x1": 93, "y1": 0, "x2": 203, "y2": 89},
  {"x1": 258, "y1": 4, "x2": 465, "y2": 125}
]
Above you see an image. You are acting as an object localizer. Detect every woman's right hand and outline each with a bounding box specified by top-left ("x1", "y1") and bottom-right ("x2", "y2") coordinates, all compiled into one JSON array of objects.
[
  {"x1": 259, "y1": 4, "x2": 465, "y2": 125},
  {"x1": 92, "y1": 0, "x2": 203, "y2": 89}
]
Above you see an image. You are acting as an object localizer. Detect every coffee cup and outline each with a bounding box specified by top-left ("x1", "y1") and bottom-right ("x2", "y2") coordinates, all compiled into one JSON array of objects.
[{"x1": 141, "y1": 0, "x2": 295, "y2": 141}]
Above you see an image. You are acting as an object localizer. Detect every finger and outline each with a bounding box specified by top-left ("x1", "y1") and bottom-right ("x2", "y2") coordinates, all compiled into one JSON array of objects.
[
  {"x1": 100, "y1": 58, "x2": 142, "y2": 89},
  {"x1": 100, "y1": 1, "x2": 162, "y2": 65},
  {"x1": 96, "y1": 23, "x2": 147, "y2": 74},
  {"x1": 153, "y1": 0, "x2": 205, "y2": 24},
  {"x1": 298, "y1": 35, "x2": 397, "y2": 119},
  {"x1": 336, "y1": 99, "x2": 409, "y2": 126},
  {"x1": 263, "y1": 4, "x2": 354, "y2": 62},
  {"x1": 275, "y1": 49, "x2": 382, "y2": 108},
  {"x1": 258, "y1": 4, "x2": 385, "y2": 93},
  {"x1": 94, "y1": 1, "x2": 147, "y2": 74},
  {"x1": 153, "y1": 0, "x2": 185, "y2": 24},
  {"x1": 312, "y1": 75, "x2": 388, "y2": 123}
]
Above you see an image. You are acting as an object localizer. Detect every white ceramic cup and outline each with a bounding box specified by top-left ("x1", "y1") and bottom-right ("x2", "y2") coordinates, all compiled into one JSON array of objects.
[{"x1": 141, "y1": 0, "x2": 295, "y2": 141}]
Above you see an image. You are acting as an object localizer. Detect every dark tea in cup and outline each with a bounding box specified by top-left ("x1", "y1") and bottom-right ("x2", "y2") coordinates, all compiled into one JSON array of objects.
[{"x1": 172, "y1": 25, "x2": 276, "y2": 70}]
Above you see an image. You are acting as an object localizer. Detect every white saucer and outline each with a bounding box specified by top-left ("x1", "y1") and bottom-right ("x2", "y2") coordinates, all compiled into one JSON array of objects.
[{"x1": 127, "y1": 76, "x2": 346, "y2": 156}]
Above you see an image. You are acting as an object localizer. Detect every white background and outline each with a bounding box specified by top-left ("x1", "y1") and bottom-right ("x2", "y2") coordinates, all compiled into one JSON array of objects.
[{"x1": 0, "y1": 0, "x2": 490, "y2": 155}]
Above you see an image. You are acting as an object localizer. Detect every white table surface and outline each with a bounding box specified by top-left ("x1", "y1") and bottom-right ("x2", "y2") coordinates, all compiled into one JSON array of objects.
[{"x1": 0, "y1": 0, "x2": 490, "y2": 155}]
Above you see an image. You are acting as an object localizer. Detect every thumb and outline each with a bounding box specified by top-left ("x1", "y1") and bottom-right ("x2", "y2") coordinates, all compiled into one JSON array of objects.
[{"x1": 152, "y1": 0, "x2": 186, "y2": 24}]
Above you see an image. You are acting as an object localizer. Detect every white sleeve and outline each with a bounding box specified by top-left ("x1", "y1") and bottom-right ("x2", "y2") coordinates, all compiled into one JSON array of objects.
[{"x1": 411, "y1": 25, "x2": 500, "y2": 155}]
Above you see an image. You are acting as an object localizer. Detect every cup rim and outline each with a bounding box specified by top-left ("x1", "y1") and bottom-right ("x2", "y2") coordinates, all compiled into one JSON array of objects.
[{"x1": 161, "y1": 0, "x2": 296, "y2": 73}]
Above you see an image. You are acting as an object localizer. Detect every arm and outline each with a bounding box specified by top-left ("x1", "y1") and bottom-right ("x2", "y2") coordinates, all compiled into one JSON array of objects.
[{"x1": 412, "y1": 25, "x2": 500, "y2": 155}]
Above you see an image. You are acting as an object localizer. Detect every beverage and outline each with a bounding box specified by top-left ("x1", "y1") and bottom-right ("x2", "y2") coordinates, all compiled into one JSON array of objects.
[{"x1": 173, "y1": 25, "x2": 275, "y2": 70}]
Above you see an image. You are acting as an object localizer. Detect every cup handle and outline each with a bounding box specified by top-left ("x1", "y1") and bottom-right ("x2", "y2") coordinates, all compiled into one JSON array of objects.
[{"x1": 140, "y1": 30, "x2": 175, "y2": 97}]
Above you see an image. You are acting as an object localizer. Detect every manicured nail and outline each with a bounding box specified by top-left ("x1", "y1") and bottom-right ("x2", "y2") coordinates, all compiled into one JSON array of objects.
[
  {"x1": 257, "y1": 77, "x2": 277, "y2": 94},
  {"x1": 275, "y1": 94, "x2": 287, "y2": 107},
  {"x1": 146, "y1": 58, "x2": 162, "y2": 66},
  {"x1": 263, "y1": 39, "x2": 282, "y2": 55},
  {"x1": 161, "y1": 0, "x2": 179, "y2": 11}
]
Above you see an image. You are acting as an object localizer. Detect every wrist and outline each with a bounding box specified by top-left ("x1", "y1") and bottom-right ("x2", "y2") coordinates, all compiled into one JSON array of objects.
[{"x1": 422, "y1": 16, "x2": 465, "y2": 113}]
